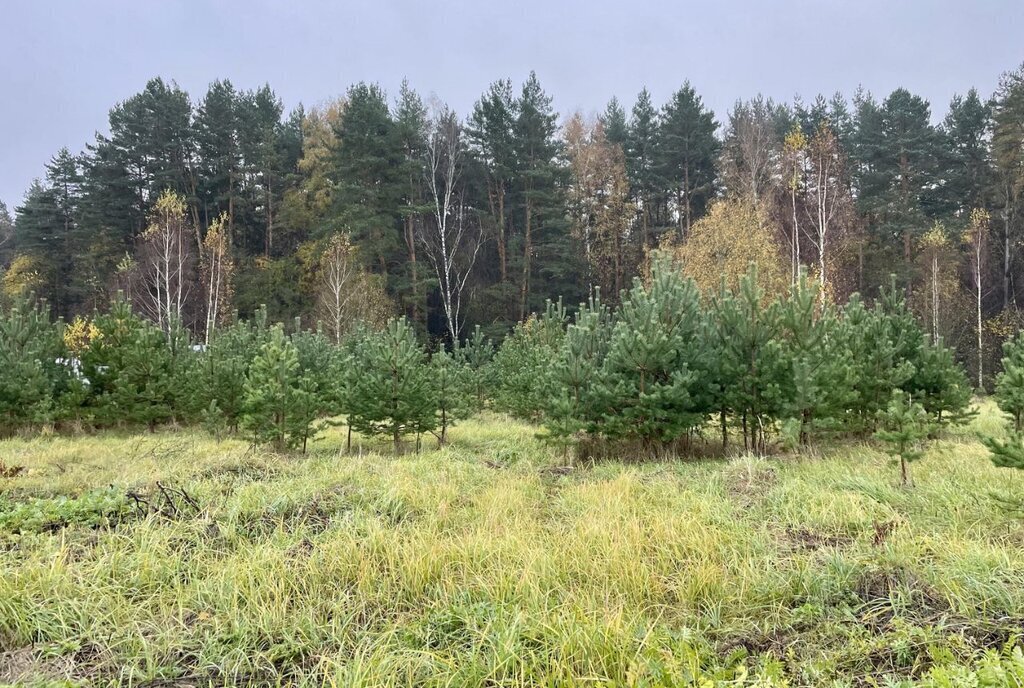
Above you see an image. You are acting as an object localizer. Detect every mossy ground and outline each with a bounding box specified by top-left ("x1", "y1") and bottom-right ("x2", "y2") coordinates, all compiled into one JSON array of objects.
[{"x1": 1, "y1": 402, "x2": 1023, "y2": 686}]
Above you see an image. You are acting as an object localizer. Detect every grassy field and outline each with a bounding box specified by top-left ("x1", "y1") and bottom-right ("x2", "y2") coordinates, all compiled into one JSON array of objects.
[{"x1": 2, "y1": 403, "x2": 1024, "y2": 686}]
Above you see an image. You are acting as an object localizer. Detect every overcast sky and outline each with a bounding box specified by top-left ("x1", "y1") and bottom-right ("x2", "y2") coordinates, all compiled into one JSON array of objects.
[{"x1": 2, "y1": 0, "x2": 1022, "y2": 210}]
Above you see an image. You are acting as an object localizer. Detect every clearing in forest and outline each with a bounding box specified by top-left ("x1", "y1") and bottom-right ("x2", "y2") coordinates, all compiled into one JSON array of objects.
[{"x1": 1, "y1": 403, "x2": 1023, "y2": 686}]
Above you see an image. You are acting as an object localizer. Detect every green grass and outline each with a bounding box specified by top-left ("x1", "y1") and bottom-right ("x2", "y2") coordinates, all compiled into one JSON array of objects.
[{"x1": 2, "y1": 402, "x2": 1024, "y2": 686}]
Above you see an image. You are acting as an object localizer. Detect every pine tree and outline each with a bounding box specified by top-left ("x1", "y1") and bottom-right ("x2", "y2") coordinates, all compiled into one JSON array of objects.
[
  {"x1": 985, "y1": 433, "x2": 1024, "y2": 470},
  {"x1": 429, "y1": 347, "x2": 475, "y2": 446},
  {"x1": 908, "y1": 336, "x2": 974, "y2": 428},
  {"x1": 712, "y1": 265, "x2": 788, "y2": 453},
  {"x1": 346, "y1": 318, "x2": 435, "y2": 453},
  {"x1": 195, "y1": 80, "x2": 242, "y2": 239},
  {"x1": 81, "y1": 298, "x2": 183, "y2": 430},
  {"x1": 993, "y1": 332, "x2": 1024, "y2": 433},
  {"x1": 467, "y1": 79, "x2": 518, "y2": 299},
  {"x1": 939, "y1": 89, "x2": 992, "y2": 217},
  {"x1": 839, "y1": 280, "x2": 920, "y2": 431},
  {"x1": 393, "y1": 80, "x2": 429, "y2": 325},
  {"x1": 545, "y1": 290, "x2": 612, "y2": 449},
  {"x1": 291, "y1": 323, "x2": 344, "y2": 451},
  {"x1": 0, "y1": 298, "x2": 74, "y2": 434},
  {"x1": 990, "y1": 65, "x2": 1024, "y2": 311},
  {"x1": 201, "y1": 308, "x2": 269, "y2": 433},
  {"x1": 874, "y1": 390, "x2": 931, "y2": 488},
  {"x1": 235, "y1": 85, "x2": 286, "y2": 256},
  {"x1": 656, "y1": 83, "x2": 719, "y2": 238},
  {"x1": 596, "y1": 260, "x2": 706, "y2": 448},
  {"x1": 455, "y1": 325, "x2": 495, "y2": 406},
  {"x1": 513, "y1": 72, "x2": 574, "y2": 319},
  {"x1": 984, "y1": 331, "x2": 1024, "y2": 473},
  {"x1": 851, "y1": 89, "x2": 943, "y2": 284},
  {"x1": 779, "y1": 274, "x2": 854, "y2": 444},
  {"x1": 330, "y1": 83, "x2": 405, "y2": 280},
  {"x1": 0, "y1": 200, "x2": 14, "y2": 271},
  {"x1": 492, "y1": 299, "x2": 565, "y2": 421},
  {"x1": 600, "y1": 97, "x2": 628, "y2": 149},
  {"x1": 241, "y1": 325, "x2": 313, "y2": 451},
  {"x1": 625, "y1": 88, "x2": 662, "y2": 249},
  {"x1": 12, "y1": 150, "x2": 85, "y2": 318}
]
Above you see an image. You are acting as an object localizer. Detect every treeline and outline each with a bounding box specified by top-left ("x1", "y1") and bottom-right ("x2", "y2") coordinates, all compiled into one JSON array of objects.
[
  {"x1": 2, "y1": 67, "x2": 1024, "y2": 383},
  {"x1": 0, "y1": 263, "x2": 977, "y2": 462},
  {"x1": 0, "y1": 296, "x2": 491, "y2": 451}
]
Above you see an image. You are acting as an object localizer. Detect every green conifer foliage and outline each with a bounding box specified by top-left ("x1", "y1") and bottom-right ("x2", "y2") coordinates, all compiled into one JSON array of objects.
[
  {"x1": 430, "y1": 348, "x2": 474, "y2": 447},
  {"x1": 455, "y1": 325, "x2": 495, "y2": 407},
  {"x1": 201, "y1": 308, "x2": 269, "y2": 433},
  {"x1": 994, "y1": 332, "x2": 1024, "y2": 433},
  {"x1": 779, "y1": 275, "x2": 853, "y2": 444},
  {"x1": 492, "y1": 300, "x2": 565, "y2": 421},
  {"x1": 712, "y1": 266, "x2": 788, "y2": 453},
  {"x1": 241, "y1": 325, "x2": 319, "y2": 452},
  {"x1": 597, "y1": 262, "x2": 705, "y2": 448},
  {"x1": 0, "y1": 299, "x2": 73, "y2": 434},
  {"x1": 545, "y1": 290, "x2": 612, "y2": 448},
  {"x1": 908, "y1": 336, "x2": 974, "y2": 428},
  {"x1": 81, "y1": 299, "x2": 183, "y2": 430},
  {"x1": 986, "y1": 331, "x2": 1024, "y2": 474},
  {"x1": 840, "y1": 291, "x2": 917, "y2": 431},
  {"x1": 874, "y1": 390, "x2": 932, "y2": 488},
  {"x1": 346, "y1": 318, "x2": 435, "y2": 453}
]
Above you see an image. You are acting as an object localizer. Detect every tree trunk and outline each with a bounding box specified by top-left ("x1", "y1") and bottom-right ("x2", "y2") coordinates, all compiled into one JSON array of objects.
[
  {"x1": 406, "y1": 214, "x2": 419, "y2": 323},
  {"x1": 519, "y1": 198, "x2": 532, "y2": 321},
  {"x1": 931, "y1": 253, "x2": 939, "y2": 341},
  {"x1": 265, "y1": 175, "x2": 273, "y2": 257},
  {"x1": 497, "y1": 187, "x2": 507, "y2": 283},
  {"x1": 683, "y1": 167, "x2": 692, "y2": 238},
  {"x1": 977, "y1": 254, "x2": 984, "y2": 392}
]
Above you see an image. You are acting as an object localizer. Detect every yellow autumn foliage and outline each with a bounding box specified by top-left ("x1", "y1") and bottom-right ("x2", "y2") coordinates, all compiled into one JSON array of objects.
[
  {"x1": 63, "y1": 316, "x2": 102, "y2": 355},
  {"x1": 1, "y1": 254, "x2": 47, "y2": 300},
  {"x1": 666, "y1": 196, "x2": 787, "y2": 299}
]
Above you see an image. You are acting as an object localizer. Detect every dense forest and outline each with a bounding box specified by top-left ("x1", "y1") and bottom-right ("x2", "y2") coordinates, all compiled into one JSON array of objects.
[{"x1": 2, "y1": 66, "x2": 1024, "y2": 384}]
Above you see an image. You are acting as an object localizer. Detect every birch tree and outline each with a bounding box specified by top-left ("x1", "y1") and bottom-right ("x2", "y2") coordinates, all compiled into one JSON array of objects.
[
  {"x1": 720, "y1": 96, "x2": 783, "y2": 211},
  {"x1": 564, "y1": 113, "x2": 635, "y2": 300},
  {"x1": 316, "y1": 234, "x2": 389, "y2": 344},
  {"x1": 802, "y1": 123, "x2": 852, "y2": 300},
  {"x1": 138, "y1": 190, "x2": 195, "y2": 336},
  {"x1": 419, "y1": 106, "x2": 483, "y2": 342},
  {"x1": 964, "y1": 208, "x2": 990, "y2": 390},
  {"x1": 782, "y1": 126, "x2": 807, "y2": 285},
  {"x1": 202, "y1": 212, "x2": 234, "y2": 344}
]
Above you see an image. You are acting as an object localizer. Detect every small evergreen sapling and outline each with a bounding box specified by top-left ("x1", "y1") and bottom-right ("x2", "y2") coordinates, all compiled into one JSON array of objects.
[
  {"x1": 985, "y1": 331, "x2": 1024, "y2": 473},
  {"x1": 545, "y1": 290, "x2": 612, "y2": 450},
  {"x1": 0, "y1": 299, "x2": 73, "y2": 435},
  {"x1": 492, "y1": 300, "x2": 565, "y2": 421},
  {"x1": 874, "y1": 390, "x2": 932, "y2": 488},
  {"x1": 712, "y1": 266, "x2": 788, "y2": 454},
  {"x1": 984, "y1": 433, "x2": 1024, "y2": 470},
  {"x1": 241, "y1": 325, "x2": 318, "y2": 452},
  {"x1": 80, "y1": 299, "x2": 182, "y2": 430},
  {"x1": 346, "y1": 318, "x2": 435, "y2": 453},
  {"x1": 597, "y1": 263, "x2": 704, "y2": 449},
  {"x1": 201, "y1": 307, "x2": 269, "y2": 433},
  {"x1": 779, "y1": 274, "x2": 854, "y2": 445},
  {"x1": 430, "y1": 347, "x2": 474, "y2": 446},
  {"x1": 908, "y1": 336, "x2": 975, "y2": 429},
  {"x1": 456, "y1": 325, "x2": 495, "y2": 407},
  {"x1": 994, "y1": 332, "x2": 1024, "y2": 433}
]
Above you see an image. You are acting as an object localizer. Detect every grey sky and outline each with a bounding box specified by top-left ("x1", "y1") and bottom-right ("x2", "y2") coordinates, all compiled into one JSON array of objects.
[{"x1": 2, "y1": 0, "x2": 1022, "y2": 210}]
